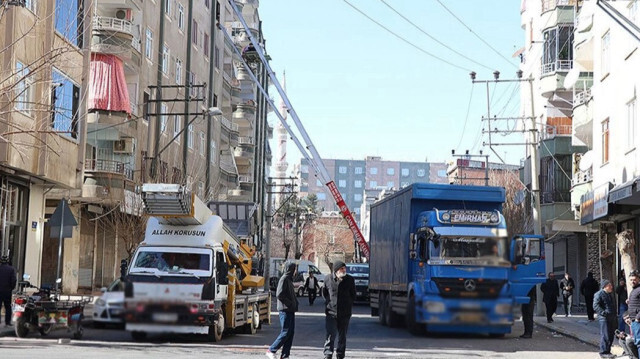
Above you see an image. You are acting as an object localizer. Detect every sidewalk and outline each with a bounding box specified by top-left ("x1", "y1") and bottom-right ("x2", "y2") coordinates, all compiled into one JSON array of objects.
[{"x1": 535, "y1": 313, "x2": 624, "y2": 356}]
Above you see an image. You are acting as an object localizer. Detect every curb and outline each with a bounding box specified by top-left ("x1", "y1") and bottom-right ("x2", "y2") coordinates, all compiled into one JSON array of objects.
[{"x1": 535, "y1": 319, "x2": 599, "y2": 347}]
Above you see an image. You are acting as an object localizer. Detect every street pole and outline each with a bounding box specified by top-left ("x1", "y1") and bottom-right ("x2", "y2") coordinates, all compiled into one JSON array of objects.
[
  {"x1": 529, "y1": 78, "x2": 542, "y2": 236},
  {"x1": 264, "y1": 179, "x2": 273, "y2": 292},
  {"x1": 55, "y1": 201, "x2": 65, "y2": 297}
]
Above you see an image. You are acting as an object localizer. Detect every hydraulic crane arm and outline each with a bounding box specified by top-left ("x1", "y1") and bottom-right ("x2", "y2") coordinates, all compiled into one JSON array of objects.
[{"x1": 224, "y1": 1, "x2": 370, "y2": 259}]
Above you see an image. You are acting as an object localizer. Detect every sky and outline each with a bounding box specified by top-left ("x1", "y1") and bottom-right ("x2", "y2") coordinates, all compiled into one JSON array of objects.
[{"x1": 258, "y1": 1, "x2": 527, "y2": 174}]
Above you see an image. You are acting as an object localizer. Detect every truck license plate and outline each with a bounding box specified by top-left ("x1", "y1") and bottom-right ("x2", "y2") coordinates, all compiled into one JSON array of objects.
[
  {"x1": 152, "y1": 313, "x2": 178, "y2": 323},
  {"x1": 458, "y1": 313, "x2": 483, "y2": 323}
]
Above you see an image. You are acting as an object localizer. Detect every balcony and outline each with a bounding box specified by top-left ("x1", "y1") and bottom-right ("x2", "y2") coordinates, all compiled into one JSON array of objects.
[
  {"x1": 238, "y1": 175, "x2": 253, "y2": 184},
  {"x1": 93, "y1": 16, "x2": 133, "y2": 35},
  {"x1": 238, "y1": 136, "x2": 255, "y2": 146},
  {"x1": 540, "y1": 60, "x2": 572, "y2": 97},
  {"x1": 234, "y1": 145, "x2": 254, "y2": 160},
  {"x1": 232, "y1": 102, "x2": 257, "y2": 126},
  {"x1": 540, "y1": 0, "x2": 579, "y2": 27},
  {"x1": 541, "y1": 123, "x2": 572, "y2": 141},
  {"x1": 572, "y1": 89, "x2": 593, "y2": 147},
  {"x1": 572, "y1": 167, "x2": 592, "y2": 187},
  {"x1": 92, "y1": 16, "x2": 141, "y2": 61},
  {"x1": 542, "y1": 0, "x2": 581, "y2": 12},
  {"x1": 84, "y1": 159, "x2": 134, "y2": 181}
]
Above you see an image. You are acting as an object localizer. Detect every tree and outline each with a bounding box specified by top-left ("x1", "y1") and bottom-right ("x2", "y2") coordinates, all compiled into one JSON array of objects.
[
  {"x1": 488, "y1": 169, "x2": 529, "y2": 238},
  {"x1": 303, "y1": 216, "x2": 353, "y2": 268},
  {"x1": 617, "y1": 229, "x2": 636, "y2": 297}
]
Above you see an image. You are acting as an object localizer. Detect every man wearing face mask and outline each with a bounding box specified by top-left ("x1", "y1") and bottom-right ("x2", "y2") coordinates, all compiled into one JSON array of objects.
[{"x1": 322, "y1": 260, "x2": 356, "y2": 359}]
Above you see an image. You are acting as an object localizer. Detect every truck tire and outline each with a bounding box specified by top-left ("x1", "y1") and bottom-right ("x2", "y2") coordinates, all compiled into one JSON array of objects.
[
  {"x1": 406, "y1": 293, "x2": 425, "y2": 335},
  {"x1": 131, "y1": 331, "x2": 147, "y2": 341},
  {"x1": 243, "y1": 304, "x2": 259, "y2": 334},
  {"x1": 209, "y1": 314, "x2": 224, "y2": 342}
]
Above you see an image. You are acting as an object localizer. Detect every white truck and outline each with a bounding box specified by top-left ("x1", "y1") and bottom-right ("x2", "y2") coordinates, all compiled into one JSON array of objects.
[{"x1": 123, "y1": 184, "x2": 270, "y2": 341}]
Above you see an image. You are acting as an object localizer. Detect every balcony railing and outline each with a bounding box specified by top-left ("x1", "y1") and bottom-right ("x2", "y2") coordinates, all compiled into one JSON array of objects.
[
  {"x1": 541, "y1": 124, "x2": 573, "y2": 140},
  {"x1": 220, "y1": 116, "x2": 239, "y2": 132},
  {"x1": 131, "y1": 37, "x2": 141, "y2": 52},
  {"x1": 238, "y1": 175, "x2": 253, "y2": 183},
  {"x1": 574, "y1": 88, "x2": 592, "y2": 106},
  {"x1": 85, "y1": 159, "x2": 134, "y2": 180},
  {"x1": 238, "y1": 136, "x2": 254, "y2": 145},
  {"x1": 572, "y1": 167, "x2": 592, "y2": 187},
  {"x1": 542, "y1": 0, "x2": 580, "y2": 12},
  {"x1": 541, "y1": 60, "x2": 573, "y2": 75},
  {"x1": 93, "y1": 16, "x2": 133, "y2": 35}
]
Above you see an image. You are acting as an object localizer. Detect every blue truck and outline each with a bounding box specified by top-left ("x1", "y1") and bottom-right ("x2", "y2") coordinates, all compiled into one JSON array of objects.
[{"x1": 368, "y1": 183, "x2": 545, "y2": 336}]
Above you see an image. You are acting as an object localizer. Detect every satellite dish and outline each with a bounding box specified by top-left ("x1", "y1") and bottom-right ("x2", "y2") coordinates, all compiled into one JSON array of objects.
[
  {"x1": 579, "y1": 151, "x2": 594, "y2": 171},
  {"x1": 513, "y1": 190, "x2": 526, "y2": 205}
]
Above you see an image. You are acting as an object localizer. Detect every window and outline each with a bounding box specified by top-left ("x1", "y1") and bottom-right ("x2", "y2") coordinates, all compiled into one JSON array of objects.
[
  {"x1": 317, "y1": 192, "x2": 326, "y2": 200},
  {"x1": 178, "y1": 3, "x2": 185, "y2": 30},
  {"x1": 55, "y1": 0, "x2": 81, "y2": 46},
  {"x1": 145, "y1": 28, "x2": 153, "y2": 60},
  {"x1": 602, "y1": 118, "x2": 609, "y2": 163},
  {"x1": 370, "y1": 167, "x2": 378, "y2": 175},
  {"x1": 204, "y1": 33, "x2": 210, "y2": 58},
  {"x1": 354, "y1": 167, "x2": 363, "y2": 174},
  {"x1": 438, "y1": 169, "x2": 447, "y2": 177},
  {"x1": 210, "y1": 140, "x2": 217, "y2": 164},
  {"x1": 205, "y1": 0, "x2": 210, "y2": 9},
  {"x1": 160, "y1": 103, "x2": 168, "y2": 133},
  {"x1": 164, "y1": 0, "x2": 171, "y2": 15},
  {"x1": 354, "y1": 180, "x2": 362, "y2": 188},
  {"x1": 173, "y1": 115, "x2": 181, "y2": 140},
  {"x1": 602, "y1": 31, "x2": 610, "y2": 76},
  {"x1": 51, "y1": 69, "x2": 79, "y2": 139},
  {"x1": 24, "y1": 0, "x2": 36, "y2": 13},
  {"x1": 630, "y1": 1, "x2": 638, "y2": 23},
  {"x1": 15, "y1": 61, "x2": 32, "y2": 114},
  {"x1": 386, "y1": 168, "x2": 395, "y2": 175},
  {"x1": 354, "y1": 208, "x2": 360, "y2": 215},
  {"x1": 188, "y1": 124, "x2": 194, "y2": 149},
  {"x1": 199, "y1": 131, "x2": 205, "y2": 155},
  {"x1": 370, "y1": 181, "x2": 377, "y2": 188},
  {"x1": 387, "y1": 181, "x2": 395, "y2": 189},
  {"x1": 301, "y1": 165, "x2": 309, "y2": 173},
  {"x1": 214, "y1": 46, "x2": 220, "y2": 69},
  {"x1": 628, "y1": 98, "x2": 637, "y2": 151},
  {"x1": 417, "y1": 169, "x2": 426, "y2": 177},
  {"x1": 192, "y1": 20, "x2": 199, "y2": 46},
  {"x1": 338, "y1": 166, "x2": 347, "y2": 174},
  {"x1": 541, "y1": 25, "x2": 574, "y2": 74},
  {"x1": 354, "y1": 193, "x2": 362, "y2": 202},
  {"x1": 401, "y1": 168, "x2": 409, "y2": 177},
  {"x1": 175, "y1": 59, "x2": 182, "y2": 84},
  {"x1": 338, "y1": 180, "x2": 346, "y2": 188},
  {"x1": 316, "y1": 179, "x2": 322, "y2": 186},
  {"x1": 162, "y1": 44, "x2": 170, "y2": 74}
]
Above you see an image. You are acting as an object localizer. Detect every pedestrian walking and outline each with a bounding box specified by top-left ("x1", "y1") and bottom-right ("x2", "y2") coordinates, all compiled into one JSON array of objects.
[
  {"x1": 582, "y1": 271, "x2": 600, "y2": 321},
  {"x1": 541, "y1": 272, "x2": 559, "y2": 323},
  {"x1": 304, "y1": 272, "x2": 320, "y2": 306},
  {"x1": 618, "y1": 278, "x2": 629, "y2": 332},
  {"x1": 322, "y1": 261, "x2": 356, "y2": 359},
  {"x1": 520, "y1": 286, "x2": 536, "y2": 339},
  {"x1": 560, "y1": 272, "x2": 575, "y2": 317},
  {"x1": 594, "y1": 280, "x2": 617, "y2": 358},
  {"x1": 627, "y1": 270, "x2": 640, "y2": 348},
  {"x1": 0, "y1": 255, "x2": 16, "y2": 327},
  {"x1": 266, "y1": 263, "x2": 299, "y2": 359}
]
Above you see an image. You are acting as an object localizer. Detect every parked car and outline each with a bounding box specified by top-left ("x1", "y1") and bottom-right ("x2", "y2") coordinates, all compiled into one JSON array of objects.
[
  {"x1": 92, "y1": 279, "x2": 125, "y2": 328},
  {"x1": 346, "y1": 263, "x2": 369, "y2": 302}
]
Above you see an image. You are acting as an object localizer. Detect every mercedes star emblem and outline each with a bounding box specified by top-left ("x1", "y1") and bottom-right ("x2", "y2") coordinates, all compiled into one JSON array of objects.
[{"x1": 464, "y1": 279, "x2": 476, "y2": 292}]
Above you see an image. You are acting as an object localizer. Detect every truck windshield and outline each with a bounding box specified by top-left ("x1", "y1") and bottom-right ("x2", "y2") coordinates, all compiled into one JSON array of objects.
[
  {"x1": 130, "y1": 247, "x2": 212, "y2": 275},
  {"x1": 430, "y1": 236, "x2": 509, "y2": 265}
]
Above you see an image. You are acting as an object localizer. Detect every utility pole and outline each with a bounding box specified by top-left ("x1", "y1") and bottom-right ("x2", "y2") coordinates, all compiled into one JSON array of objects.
[
  {"x1": 470, "y1": 70, "x2": 541, "y2": 235},
  {"x1": 264, "y1": 179, "x2": 273, "y2": 291}
]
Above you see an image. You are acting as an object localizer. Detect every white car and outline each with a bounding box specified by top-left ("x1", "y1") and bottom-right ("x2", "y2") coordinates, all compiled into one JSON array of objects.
[{"x1": 92, "y1": 279, "x2": 125, "y2": 328}]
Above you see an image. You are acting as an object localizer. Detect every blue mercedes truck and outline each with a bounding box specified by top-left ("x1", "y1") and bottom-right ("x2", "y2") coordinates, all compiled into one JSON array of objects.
[{"x1": 368, "y1": 183, "x2": 545, "y2": 336}]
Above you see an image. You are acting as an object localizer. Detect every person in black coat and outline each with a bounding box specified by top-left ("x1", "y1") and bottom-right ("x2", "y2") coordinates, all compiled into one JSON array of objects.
[
  {"x1": 304, "y1": 272, "x2": 320, "y2": 306},
  {"x1": 541, "y1": 272, "x2": 560, "y2": 323},
  {"x1": 594, "y1": 280, "x2": 617, "y2": 358},
  {"x1": 560, "y1": 272, "x2": 575, "y2": 317},
  {"x1": 0, "y1": 255, "x2": 17, "y2": 326},
  {"x1": 627, "y1": 270, "x2": 640, "y2": 347},
  {"x1": 322, "y1": 260, "x2": 356, "y2": 359},
  {"x1": 520, "y1": 286, "x2": 537, "y2": 338},
  {"x1": 582, "y1": 272, "x2": 600, "y2": 321},
  {"x1": 267, "y1": 263, "x2": 299, "y2": 359}
]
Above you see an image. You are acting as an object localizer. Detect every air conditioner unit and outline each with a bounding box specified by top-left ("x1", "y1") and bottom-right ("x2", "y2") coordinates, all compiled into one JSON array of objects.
[
  {"x1": 115, "y1": 9, "x2": 132, "y2": 21},
  {"x1": 113, "y1": 138, "x2": 134, "y2": 153}
]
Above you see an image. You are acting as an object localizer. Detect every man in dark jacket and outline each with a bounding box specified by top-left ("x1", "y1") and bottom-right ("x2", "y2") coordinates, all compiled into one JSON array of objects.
[
  {"x1": 520, "y1": 286, "x2": 537, "y2": 339},
  {"x1": 0, "y1": 255, "x2": 17, "y2": 327},
  {"x1": 322, "y1": 260, "x2": 356, "y2": 359},
  {"x1": 627, "y1": 270, "x2": 640, "y2": 347},
  {"x1": 541, "y1": 272, "x2": 560, "y2": 323},
  {"x1": 582, "y1": 272, "x2": 600, "y2": 321},
  {"x1": 560, "y1": 272, "x2": 575, "y2": 317},
  {"x1": 304, "y1": 271, "x2": 320, "y2": 306},
  {"x1": 266, "y1": 263, "x2": 299, "y2": 359},
  {"x1": 594, "y1": 280, "x2": 617, "y2": 358}
]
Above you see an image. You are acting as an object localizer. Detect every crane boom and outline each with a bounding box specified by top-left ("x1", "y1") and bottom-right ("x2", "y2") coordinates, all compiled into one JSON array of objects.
[{"x1": 225, "y1": 0, "x2": 370, "y2": 259}]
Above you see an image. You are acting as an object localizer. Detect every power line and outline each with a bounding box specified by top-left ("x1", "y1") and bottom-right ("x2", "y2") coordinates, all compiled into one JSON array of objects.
[
  {"x1": 456, "y1": 84, "x2": 474, "y2": 151},
  {"x1": 342, "y1": 0, "x2": 473, "y2": 72},
  {"x1": 379, "y1": 0, "x2": 494, "y2": 71},
  {"x1": 435, "y1": 0, "x2": 517, "y2": 69}
]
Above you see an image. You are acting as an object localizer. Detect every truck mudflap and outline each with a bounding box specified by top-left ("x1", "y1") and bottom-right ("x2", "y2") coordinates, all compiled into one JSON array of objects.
[
  {"x1": 418, "y1": 295, "x2": 514, "y2": 331},
  {"x1": 126, "y1": 323, "x2": 209, "y2": 335}
]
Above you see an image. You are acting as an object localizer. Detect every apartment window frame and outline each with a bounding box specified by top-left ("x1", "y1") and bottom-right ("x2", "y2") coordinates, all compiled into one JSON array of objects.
[
  {"x1": 370, "y1": 167, "x2": 378, "y2": 175},
  {"x1": 354, "y1": 193, "x2": 362, "y2": 202},
  {"x1": 199, "y1": 131, "x2": 206, "y2": 155},
  {"x1": 160, "y1": 103, "x2": 168, "y2": 133},
  {"x1": 54, "y1": 0, "x2": 81, "y2": 47},
  {"x1": 354, "y1": 180, "x2": 362, "y2": 188},
  {"x1": 401, "y1": 168, "x2": 409, "y2": 177},
  {"x1": 354, "y1": 167, "x2": 363, "y2": 174},
  {"x1": 601, "y1": 30, "x2": 611, "y2": 78},
  {"x1": 214, "y1": 46, "x2": 220, "y2": 69},
  {"x1": 188, "y1": 124, "x2": 195, "y2": 149},
  {"x1": 178, "y1": 3, "x2": 185, "y2": 30},
  {"x1": 541, "y1": 25, "x2": 574, "y2": 74},
  {"x1": 175, "y1": 58, "x2": 182, "y2": 84},
  {"x1": 630, "y1": 1, "x2": 638, "y2": 23},
  {"x1": 162, "y1": 44, "x2": 170, "y2": 74},
  {"x1": 602, "y1": 118, "x2": 610, "y2": 164},
  {"x1": 417, "y1": 169, "x2": 426, "y2": 177},
  {"x1": 386, "y1": 168, "x2": 395, "y2": 175},
  {"x1": 51, "y1": 69, "x2": 79, "y2": 139},
  {"x1": 192, "y1": 20, "x2": 199, "y2": 46},
  {"x1": 370, "y1": 180, "x2": 377, "y2": 188},
  {"x1": 338, "y1": 166, "x2": 347, "y2": 174},
  {"x1": 338, "y1": 179, "x2": 346, "y2": 188},
  {"x1": 387, "y1": 181, "x2": 395, "y2": 189},
  {"x1": 317, "y1": 192, "x2": 326, "y2": 200},
  {"x1": 25, "y1": 0, "x2": 36, "y2": 13},
  {"x1": 173, "y1": 114, "x2": 181, "y2": 141},
  {"x1": 316, "y1": 179, "x2": 322, "y2": 186},
  {"x1": 627, "y1": 97, "x2": 637, "y2": 152},
  {"x1": 145, "y1": 28, "x2": 153, "y2": 60},
  {"x1": 15, "y1": 61, "x2": 32, "y2": 115},
  {"x1": 210, "y1": 140, "x2": 217, "y2": 164},
  {"x1": 204, "y1": 33, "x2": 210, "y2": 59},
  {"x1": 164, "y1": 0, "x2": 171, "y2": 15}
]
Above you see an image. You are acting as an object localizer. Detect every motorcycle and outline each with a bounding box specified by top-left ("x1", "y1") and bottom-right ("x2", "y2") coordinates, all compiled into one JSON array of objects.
[{"x1": 12, "y1": 275, "x2": 55, "y2": 337}]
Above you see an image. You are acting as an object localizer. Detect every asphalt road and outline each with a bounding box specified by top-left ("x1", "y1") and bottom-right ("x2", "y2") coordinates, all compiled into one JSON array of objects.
[{"x1": 0, "y1": 297, "x2": 599, "y2": 358}]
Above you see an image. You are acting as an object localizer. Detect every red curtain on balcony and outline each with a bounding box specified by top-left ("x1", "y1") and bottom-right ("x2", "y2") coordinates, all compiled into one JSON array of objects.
[{"x1": 88, "y1": 53, "x2": 131, "y2": 113}]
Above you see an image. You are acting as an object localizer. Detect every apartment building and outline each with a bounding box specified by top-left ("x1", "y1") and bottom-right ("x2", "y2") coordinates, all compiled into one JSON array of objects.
[
  {"x1": 0, "y1": 0, "x2": 92, "y2": 286},
  {"x1": 296, "y1": 156, "x2": 448, "y2": 222},
  {"x1": 1, "y1": 0, "x2": 272, "y2": 292},
  {"x1": 447, "y1": 158, "x2": 521, "y2": 186}
]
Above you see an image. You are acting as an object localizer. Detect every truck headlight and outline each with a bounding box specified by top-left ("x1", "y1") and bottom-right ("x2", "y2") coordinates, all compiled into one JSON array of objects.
[
  {"x1": 495, "y1": 303, "x2": 512, "y2": 315},
  {"x1": 424, "y1": 301, "x2": 446, "y2": 313}
]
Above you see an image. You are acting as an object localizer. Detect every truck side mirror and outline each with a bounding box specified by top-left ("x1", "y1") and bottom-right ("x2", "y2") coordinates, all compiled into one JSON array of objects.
[{"x1": 217, "y1": 260, "x2": 229, "y2": 285}]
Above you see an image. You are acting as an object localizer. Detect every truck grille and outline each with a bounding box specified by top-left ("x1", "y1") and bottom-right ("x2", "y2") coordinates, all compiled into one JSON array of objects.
[{"x1": 432, "y1": 278, "x2": 506, "y2": 299}]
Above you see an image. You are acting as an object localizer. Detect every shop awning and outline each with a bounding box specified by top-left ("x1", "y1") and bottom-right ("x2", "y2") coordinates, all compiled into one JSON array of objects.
[
  {"x1": 609, "y1": 177, "x2": 640, "y2": 205},
  {"x1": 88, "y1": 53, "x2": 131, "y2": 113}
]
